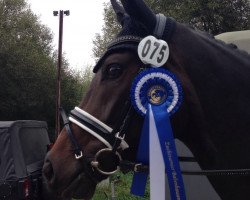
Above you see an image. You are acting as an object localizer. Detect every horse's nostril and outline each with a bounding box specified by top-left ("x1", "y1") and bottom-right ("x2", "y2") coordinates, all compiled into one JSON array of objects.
[{"x1": 43, "y1": 160, "x2": 54, "y2": 183}]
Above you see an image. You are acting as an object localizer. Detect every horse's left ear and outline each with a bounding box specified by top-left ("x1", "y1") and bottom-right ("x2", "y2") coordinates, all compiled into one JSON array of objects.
[
  {"x1": 120, "y1": 0, "x2": 156, "y2": 33},
  {"x1": 111, "y1": 0, "x2": 130, "y2": 27}
]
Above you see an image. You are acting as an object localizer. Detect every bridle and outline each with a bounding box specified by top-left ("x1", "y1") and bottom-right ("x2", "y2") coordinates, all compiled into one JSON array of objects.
[{"x1": 60, "y1": 96, "x2": 137, "y2": 177}]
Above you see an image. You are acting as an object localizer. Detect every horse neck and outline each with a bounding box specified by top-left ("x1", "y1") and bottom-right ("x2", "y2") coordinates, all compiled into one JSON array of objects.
[{"x1": 168, "y1": 23, "x2": 250, "y2": 169}]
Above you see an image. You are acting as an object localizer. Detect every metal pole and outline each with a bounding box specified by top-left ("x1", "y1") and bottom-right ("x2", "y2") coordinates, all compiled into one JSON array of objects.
[
  {"x1": 55, "y1": 10, "x2": 64, "y2": 139},
  {"x1": 110, "y1": 176, "x2": 120, "y2": 200},
  {"x1": 111, "y1": 181, "x2": 115, "y2": 200},
  {"x1": 54, "y1": 10, "x2": 69, "y2": 139}
]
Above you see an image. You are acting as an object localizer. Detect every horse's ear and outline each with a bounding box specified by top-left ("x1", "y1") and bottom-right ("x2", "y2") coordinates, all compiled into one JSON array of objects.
[
  {"x1": 120, "y1": 0, "x2": 156, "y2": 32},
  {"x1": 111, "y1": 0, "x2": 129, "y2": 27}
]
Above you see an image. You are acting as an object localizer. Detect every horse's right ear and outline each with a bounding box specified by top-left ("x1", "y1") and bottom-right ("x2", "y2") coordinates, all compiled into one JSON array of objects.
[{"x1": 111, "y1": 0, "x2": 129, "y2": 27}]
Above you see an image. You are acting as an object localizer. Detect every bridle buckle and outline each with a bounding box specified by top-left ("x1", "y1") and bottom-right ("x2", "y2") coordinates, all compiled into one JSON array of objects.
[
  {"x1": 115, "y1": 132, "x2": 125, "y2": 140},
  {"x1": 134, "y1": 163, "x2": 142, "y2": 172},
  {"x1": 75, "y1": 151, "x2": 83, "y2": 159}
]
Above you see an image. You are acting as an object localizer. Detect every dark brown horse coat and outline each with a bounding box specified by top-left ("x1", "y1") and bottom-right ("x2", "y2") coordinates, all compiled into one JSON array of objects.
[{"x1": 43, "y1": 0, "x2": 250, "y2": 199}]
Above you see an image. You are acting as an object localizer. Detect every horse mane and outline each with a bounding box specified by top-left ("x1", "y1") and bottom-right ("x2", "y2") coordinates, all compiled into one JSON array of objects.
[
  {"x1": 186, "y1": 25, "x2": 250, "y2": 57},
  {"x1": 214, "y1": 38, "x2": 250, "y2": 57}
]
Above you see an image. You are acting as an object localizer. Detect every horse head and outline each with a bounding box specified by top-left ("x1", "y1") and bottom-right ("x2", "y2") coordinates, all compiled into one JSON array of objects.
[{"x1": 43, "y1": 0, "x2": 250, "y2": 199}]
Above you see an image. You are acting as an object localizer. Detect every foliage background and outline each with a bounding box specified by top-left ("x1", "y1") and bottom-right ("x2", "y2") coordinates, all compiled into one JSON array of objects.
[
  {"x1": 92, "y1": 173, "x2": 150, "y2": 200},
  {"x1": 0, "y1": 0, "x2": 92, "y2": 140}
]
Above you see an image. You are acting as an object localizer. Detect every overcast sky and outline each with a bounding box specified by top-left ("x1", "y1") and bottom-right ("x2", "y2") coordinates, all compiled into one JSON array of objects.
[{"x1": 26, "y1": 0, "x2": 109, "y2": 70}]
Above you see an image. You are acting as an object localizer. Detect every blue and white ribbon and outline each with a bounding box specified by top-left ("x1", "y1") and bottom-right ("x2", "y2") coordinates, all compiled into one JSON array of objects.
[{"x1": 130, "y1": 68, "x2": 185, "y2": 200}]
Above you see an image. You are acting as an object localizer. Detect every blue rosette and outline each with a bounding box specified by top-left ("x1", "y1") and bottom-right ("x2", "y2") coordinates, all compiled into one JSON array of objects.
[
  {"x1": 130, "y1": 67, "x2": 186, "y2": 199},
  {"x1": 130, "y1": 68, "x2": 183, "y2": 116}
]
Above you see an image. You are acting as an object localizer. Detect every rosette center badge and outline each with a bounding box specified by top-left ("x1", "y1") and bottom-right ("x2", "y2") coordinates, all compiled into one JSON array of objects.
[
  {"x1": 147, "y1": 85, "x2": 167, "y2": 105},
  {"x1": 130, "y1": 68, "x2": 183, "y2": 116}
]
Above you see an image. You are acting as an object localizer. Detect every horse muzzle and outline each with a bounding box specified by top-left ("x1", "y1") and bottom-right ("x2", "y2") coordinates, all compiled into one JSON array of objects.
[{"x1": 43, "y1": 154, "x2": 98, "y2": 199}]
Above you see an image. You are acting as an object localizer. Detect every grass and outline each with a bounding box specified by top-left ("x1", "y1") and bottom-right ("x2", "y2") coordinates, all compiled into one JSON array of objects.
[{"x1": 91, "y1": 172, "x2": 150, "y2": 200}]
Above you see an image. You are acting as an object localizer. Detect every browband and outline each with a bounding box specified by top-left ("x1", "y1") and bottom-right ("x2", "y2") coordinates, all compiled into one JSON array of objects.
[{"x1": 107, "y1": 35, "x2": 141, "y2": 49}]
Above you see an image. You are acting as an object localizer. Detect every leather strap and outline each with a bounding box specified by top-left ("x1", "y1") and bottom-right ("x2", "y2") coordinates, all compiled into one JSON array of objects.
[
  {"x1": 60, "y1": 107, "x2": 83, "y2": 158},
  {"x1": 153, "y1": 14, "x2": 176, "y2": 41},
  {"x1": 153, "y1": 13, "x2": 167, "y2": 38},
  {"x1": 120, "y1": 158, "x2": 250, "y2": 176}
]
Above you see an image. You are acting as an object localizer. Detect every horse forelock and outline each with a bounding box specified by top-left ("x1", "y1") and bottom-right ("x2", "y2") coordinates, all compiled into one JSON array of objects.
[
  {"x1": 93, "y1": 18, "x2": 148, "y2": 73},
  {"x1": 94, "y1": 0, "x2": 177, "y2": 72}
]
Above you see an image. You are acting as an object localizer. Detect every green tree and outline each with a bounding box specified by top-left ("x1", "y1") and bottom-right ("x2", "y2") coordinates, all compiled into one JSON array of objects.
[
  {"x1": 60, "y1": 61, "x2": 92, "y2": 113},
  {"x1": 92, "y1": 0, "x2": 250, "y2": 60},
  {"x1": 92, "y1": 3, "x2": 121, "y2": 61},
  {"x1": 0, "y1": 0, "x2": 90, "y2": 139},
  {"x1": 150, "y1": 0, "x2": 250, "y2": 35},
  {"x1": 78, "y1": 65, "x2": 94, "y2": 97},
  {"x1": 0, "y1": 0, "x2": 56, "y2": 121}
]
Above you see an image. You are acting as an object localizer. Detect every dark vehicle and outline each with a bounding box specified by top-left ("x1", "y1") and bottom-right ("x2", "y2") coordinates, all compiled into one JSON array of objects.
[{"x1": 0, "y1": 120, "x2": 50, "y2": 200}]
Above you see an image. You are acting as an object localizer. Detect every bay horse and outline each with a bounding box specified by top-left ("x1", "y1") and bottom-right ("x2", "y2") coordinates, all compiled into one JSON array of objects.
[{"x1": 42, "y1": 0, "x2": 250, "y2": 199}]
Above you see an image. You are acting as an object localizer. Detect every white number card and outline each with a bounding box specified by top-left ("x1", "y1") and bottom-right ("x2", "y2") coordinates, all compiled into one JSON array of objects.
[{"x1": 138, "y1": 36, "x2": 169, "y2": 67}]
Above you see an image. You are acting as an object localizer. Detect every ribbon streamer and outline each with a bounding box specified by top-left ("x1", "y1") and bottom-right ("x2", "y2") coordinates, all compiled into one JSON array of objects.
[
  {"x1": 131, "y1": 104, "x2": 186, "y2": 200},
  {"x1": 149, "y1": 104, "x2": 166, "y2": 200},
  {"x1": 151, "y1": 104, "x2": 186, "y2": 200}
]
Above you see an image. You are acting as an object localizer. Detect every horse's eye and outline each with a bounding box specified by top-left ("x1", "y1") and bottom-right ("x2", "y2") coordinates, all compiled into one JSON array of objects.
[{"x1": 105, "y1": 64, "x2": 123, "y2": 79}]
